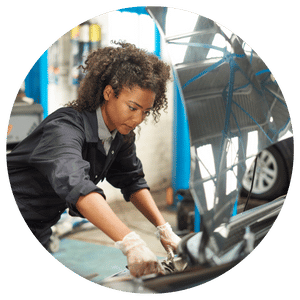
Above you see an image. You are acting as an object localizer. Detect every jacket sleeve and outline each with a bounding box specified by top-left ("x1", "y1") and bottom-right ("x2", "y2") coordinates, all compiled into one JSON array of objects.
[
  {"x1": 105, "y1": 137, "x2": 149, "y2": 201},
  {"x1": 28, "y1": 111, "x2": 105, "y2": 213}
]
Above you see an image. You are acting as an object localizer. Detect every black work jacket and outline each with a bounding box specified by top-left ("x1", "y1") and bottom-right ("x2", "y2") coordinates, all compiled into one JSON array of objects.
[{"x1": 7, "y1": 107, "x2": 148, "y2": 223}]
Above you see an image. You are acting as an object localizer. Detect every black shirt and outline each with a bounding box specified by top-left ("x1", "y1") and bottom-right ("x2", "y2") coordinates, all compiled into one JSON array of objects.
[{"x1": 7, "y1": 107, "x2": 149, "y2": 223}]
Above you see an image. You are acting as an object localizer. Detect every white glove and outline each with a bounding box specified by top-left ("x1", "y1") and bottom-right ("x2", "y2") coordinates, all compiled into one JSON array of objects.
[
  {"x1": 156, "y1": 222, "x2": 181, "y2": 253},
  {"x1": 115, "y1": 231, "x2": 164, "y2": 278}
]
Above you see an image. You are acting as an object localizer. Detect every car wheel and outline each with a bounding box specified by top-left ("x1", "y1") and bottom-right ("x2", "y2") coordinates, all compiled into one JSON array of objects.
[{"x1": 241, "y1": 146, "x2": 288, "y2": 200}]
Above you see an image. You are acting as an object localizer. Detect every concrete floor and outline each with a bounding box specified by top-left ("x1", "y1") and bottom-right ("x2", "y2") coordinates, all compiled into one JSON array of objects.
[{"x1": 52, "y1": 188, "x2": 177, "y2": 281}]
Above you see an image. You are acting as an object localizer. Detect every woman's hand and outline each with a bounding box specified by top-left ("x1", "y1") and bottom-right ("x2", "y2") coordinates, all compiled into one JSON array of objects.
[
  {"x1": 116, "y1": 232, "x2": 164, "y2": 277},
  {"x1": 156, "y1": 222, "x2": 181, "y2": 253}
]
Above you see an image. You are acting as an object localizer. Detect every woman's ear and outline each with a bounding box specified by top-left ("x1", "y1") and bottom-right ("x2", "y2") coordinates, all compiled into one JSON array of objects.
[{"x1": 103, "y1": 85, "x2": 114, "y2": 101}]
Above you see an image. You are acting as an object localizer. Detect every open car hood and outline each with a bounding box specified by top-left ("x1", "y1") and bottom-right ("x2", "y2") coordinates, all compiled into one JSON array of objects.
[{"x1": 147, "y1": 6, "x2": 292, "y2": 261}]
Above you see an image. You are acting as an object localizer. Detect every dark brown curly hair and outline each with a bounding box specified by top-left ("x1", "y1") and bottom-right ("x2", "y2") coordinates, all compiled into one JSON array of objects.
[{"x1": 67, "y1": 41, "x2": 171, "y2": 124}]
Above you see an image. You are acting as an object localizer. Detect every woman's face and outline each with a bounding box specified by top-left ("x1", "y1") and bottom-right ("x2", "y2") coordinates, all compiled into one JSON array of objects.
[{"x1": 101, "y1": 85, "x2": 156, "y2": 135}]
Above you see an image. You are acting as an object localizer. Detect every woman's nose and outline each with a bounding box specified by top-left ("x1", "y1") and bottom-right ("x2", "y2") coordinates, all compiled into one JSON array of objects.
[{"x1": 132, "y1": 111, "x2": 145, "y2": 126}]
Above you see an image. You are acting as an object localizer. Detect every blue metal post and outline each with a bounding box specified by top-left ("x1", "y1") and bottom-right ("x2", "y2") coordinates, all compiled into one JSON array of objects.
[
  {"x1": 172, "y1": 77, "x2": 202, "y2": 231},
  {"x1": 25, "y1": 59, "x2": 40, "y2": 103},
  {"x1": 232, "y1": 194, "x2": 238, "y2": 216},
  {"x1": 118, "y1": 7, "x2": 148, "y2": 15},
  {"x1": 172, "y1": 80, "x2": 191, "y2": 206},
  {"x1": 25, "y1": 50, "x2": 48, "y2": 119},
  {"x1": 154, "y1": 24, "x2": 161, "y2": 59},
  {"x1": 194, "y1": 205, "x2": 201, "y2": 232},
  {"x1": 39, "y1": 50, "x2": 48, "y2": 118}
]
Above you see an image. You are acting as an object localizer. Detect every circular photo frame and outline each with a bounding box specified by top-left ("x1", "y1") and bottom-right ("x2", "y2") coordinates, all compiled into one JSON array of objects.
[{"x1": 3, "y1": 2, "x2": 298, "y2": 298}]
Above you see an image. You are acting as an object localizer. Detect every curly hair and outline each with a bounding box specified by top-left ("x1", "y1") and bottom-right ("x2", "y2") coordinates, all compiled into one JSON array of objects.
[{"x1": 67, "y1": 41, "x2": 171, "y2": 124}]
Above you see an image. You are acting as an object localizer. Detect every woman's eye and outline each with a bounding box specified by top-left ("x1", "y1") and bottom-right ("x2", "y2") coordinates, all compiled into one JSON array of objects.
[
  {"x1": 129, "y1": 106, "x2": 136, "y2": 111},
  {"x1": 144, "y1": 111, "x2": 150, "y2": 116}
]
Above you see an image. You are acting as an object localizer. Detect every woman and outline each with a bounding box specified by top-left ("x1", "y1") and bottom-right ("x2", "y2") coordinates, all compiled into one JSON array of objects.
[{"x1": 7, "y1": 42, "x2": 181, "y2": 278}]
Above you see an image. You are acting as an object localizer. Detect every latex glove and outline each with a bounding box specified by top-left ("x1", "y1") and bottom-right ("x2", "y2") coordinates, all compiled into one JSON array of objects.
[
  {"x1": 156, "y1": 222, "x2": 181, "y2": 253},
  {"x1": 115, "y1": 231, "x2": 164, "y2": 278}
]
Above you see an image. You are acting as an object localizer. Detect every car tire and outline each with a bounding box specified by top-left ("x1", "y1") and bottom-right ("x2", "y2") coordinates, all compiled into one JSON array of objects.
[{"x1": 241, "y1": 145, "x2": 288, "y2": 200}]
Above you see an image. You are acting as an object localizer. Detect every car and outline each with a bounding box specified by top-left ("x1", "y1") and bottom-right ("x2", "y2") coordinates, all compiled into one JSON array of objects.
[
  {"x1": 241, "y1": 136, "x2": 293, "y2": 200},
  {"x1": 96, "y1": 7, "x2": 293, "y2": 293},
  {"x1": 177, "y1": 136, "x2": 293, "y2": 232},
  {"x1": 99, "y1": 195, "x2": 284, "y2": 293}
]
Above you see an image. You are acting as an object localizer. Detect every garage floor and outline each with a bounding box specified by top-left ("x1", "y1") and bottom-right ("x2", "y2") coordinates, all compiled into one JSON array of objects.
[{"x1": 52, "y1": 189, "x2": 177, "y2": 281}]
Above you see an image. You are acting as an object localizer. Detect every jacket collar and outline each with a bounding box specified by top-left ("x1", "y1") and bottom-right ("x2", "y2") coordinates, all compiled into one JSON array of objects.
[
  {"x1": 81, "y1": 109, "x2": 124, "y2": 146},
  {"x1": 81, "y1": 110, "x2": 99, "y2": 143},
  {"x1": 95, "y1": 106, "x2": 118, "y2": 141}
]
